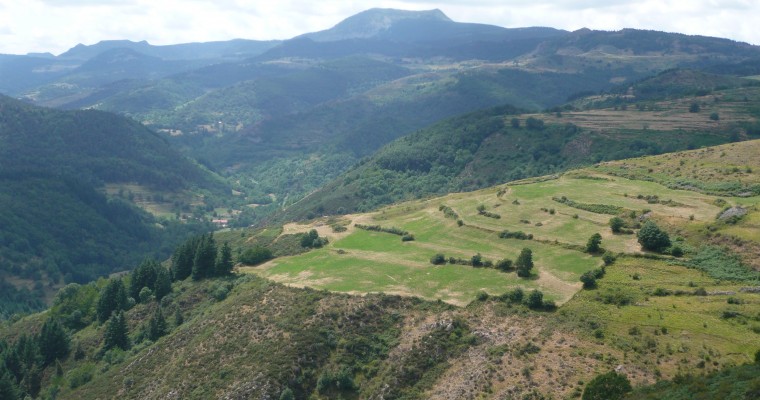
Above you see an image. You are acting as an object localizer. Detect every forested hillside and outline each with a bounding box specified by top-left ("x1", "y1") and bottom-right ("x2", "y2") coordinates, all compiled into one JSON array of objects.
[
  {"x1": 0, "y1": 96, "x2": 226, "y2": 316},
  {"x1": 282, "y1": 76, "x2": 760, "y2": 220},
  {"x1": 3, "y1": 9, "x2": 760, "y2": 228}
]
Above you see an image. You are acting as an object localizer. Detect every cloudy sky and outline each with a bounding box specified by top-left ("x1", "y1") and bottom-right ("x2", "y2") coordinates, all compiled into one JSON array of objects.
[{"x1": 0, "y1": 0, "x2": 757, "y2": 55}]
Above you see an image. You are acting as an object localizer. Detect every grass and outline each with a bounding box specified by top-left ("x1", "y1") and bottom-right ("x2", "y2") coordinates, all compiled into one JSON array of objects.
[
  {"x1": 560, "y1": 256, "x2": 760, "y2": 374},
  {"x1": 242, "y1": 147, "x2": 760, "y2": 306}
]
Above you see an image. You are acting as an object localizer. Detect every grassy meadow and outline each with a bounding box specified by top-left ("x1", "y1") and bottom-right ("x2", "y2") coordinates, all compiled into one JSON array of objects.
[{"x1": 242, "y1": 144, "x2": 758, "y2": 308}]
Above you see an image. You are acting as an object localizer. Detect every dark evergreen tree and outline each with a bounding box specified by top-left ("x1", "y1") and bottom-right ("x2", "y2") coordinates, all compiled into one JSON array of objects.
[
  {"x1": 15, "y1": 334, "x2": 41, "y2": 373},
  {"x1": 37, "y1": 318, "x2": 70, "y2": 367},
  {"x1": 130, "y1": 259, "x2": 159, "y2": 302},
  {"x1": 96, "y1": 278, "x2": 127, "y2": 323},
  {"x1": 171, "y1": 238, "x2": 196, "y2": 281},
  {"x1": 637, "y1": 220, "x2": 671, "y2": 252},
  {"x1": 148, "y1": 307, "x2": 167, "y2": 342},
  {"x1": 516, "y1": 248, "x2": 534, "y2": 277},
  {"x1": 0, "y1": 370, "x2": 20, "y2": 400},
  {"x1": 3, "y1": 347, "x2": 22, "y2": 382},
  {"x1": 192, "y1": 234, "x2": 217, "y2": 280},
  {"x1": 103, "y1": 311, "x2": 129, "y2": 351},
  {"x1": 153, "y1": 266, "x2": 172, "y2": 301},
  {"x1": 215, "y1": 242, "x2": 234, "y2": 276},
  {"x1": 20, "y1": 364, "x2": 41, "y2": 398},
  {"x1": 174, "y1": 308, "x2": 184, "y2": 327}
]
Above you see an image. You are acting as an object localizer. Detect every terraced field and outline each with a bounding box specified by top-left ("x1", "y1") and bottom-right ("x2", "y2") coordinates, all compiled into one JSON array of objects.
[{"x1": 241, "y1": 142, "x2": 759, "y2": 306}]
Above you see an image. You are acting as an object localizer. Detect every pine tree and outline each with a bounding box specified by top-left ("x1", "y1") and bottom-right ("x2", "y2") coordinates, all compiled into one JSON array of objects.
[
  {"x1": 148, "y1": 307, "x2": 168, "y2": 342},
  {"x1": 0, "y1": 370, "x2": 19, "y2": 400},
  {"x1": 192, "y1": 234, "x2": 217, "y2": 280},
  {"x1": 153, "y1": 266, "x2": 172, "y2": 301},
  {"x1": 20, "y1": 364, "x2": 41, "y2": 398},
  {"x1": 37, "y1": 318, "x2": 70, "y2": 367},
  {"x1": 174, "y1": 308, "x2": 184, "y2": 327},
  {"x1": 130, "y1": 259, "x2": 159, "y2": 302},
  {"x1": 171, "y1": 237, "x2": 198, "y2": 281},
  {"x1": 516, "y1": 248, "x2": 534, "y2": 278},
  {"x1": 103, "y1": 311, "x2": 129, "y2": 351},
  {"x1": 96, "y1": 279, "x2": 127, "y2": 323},
  {"x1": 215, "y1": 242, "x2": 234, "y2": 276}
]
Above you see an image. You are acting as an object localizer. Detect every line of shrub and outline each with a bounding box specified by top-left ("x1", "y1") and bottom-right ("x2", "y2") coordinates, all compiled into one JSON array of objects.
[
  {"x1": 498, "y1": 230, "x2": 533, "y2": 240},
  {"x1": 355, "y1": 224, "x2": 415, "y2": 242},
  {"x1": 438, "y1": 205, "x2": 459, "y2": 219},
  {"x1": 552, "y1": 196, "x2": 624, "y2": 215}
]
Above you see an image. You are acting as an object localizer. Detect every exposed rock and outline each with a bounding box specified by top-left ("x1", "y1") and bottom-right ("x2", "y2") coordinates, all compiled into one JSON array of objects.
[{"x1": 718, "y1": 206, "x2": 747, "y2": 220}]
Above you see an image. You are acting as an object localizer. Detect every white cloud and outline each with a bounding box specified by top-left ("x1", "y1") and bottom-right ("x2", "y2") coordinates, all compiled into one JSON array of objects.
[{"x1": 0, "y1": 0, "x2": 757, "y2": 55}]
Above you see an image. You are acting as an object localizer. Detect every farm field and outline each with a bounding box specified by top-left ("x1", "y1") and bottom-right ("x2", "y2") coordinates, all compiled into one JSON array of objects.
[{"x1": 242, "y1": 141, "x2": 760, "y2": 307}]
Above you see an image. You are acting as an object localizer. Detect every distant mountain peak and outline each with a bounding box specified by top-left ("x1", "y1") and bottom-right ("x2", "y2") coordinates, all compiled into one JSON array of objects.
[{"x1": 301, "y1": 8, "x2": 453, "y2": 42}]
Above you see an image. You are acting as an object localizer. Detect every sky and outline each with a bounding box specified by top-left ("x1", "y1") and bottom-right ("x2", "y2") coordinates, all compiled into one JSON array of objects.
[{"x1": 0, "y1": 0, "x2": 757, "y2": 55}]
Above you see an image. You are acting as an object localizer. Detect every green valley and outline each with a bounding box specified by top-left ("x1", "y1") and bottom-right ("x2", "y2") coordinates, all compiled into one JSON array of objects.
[{"x1": 1, "y1": 7, "x2": 760, "y2": 400}]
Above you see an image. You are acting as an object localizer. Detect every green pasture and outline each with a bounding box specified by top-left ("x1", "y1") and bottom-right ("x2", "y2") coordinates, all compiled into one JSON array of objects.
[
  {"x1": 243, "y1": 162, "x2": 756, "y2": 307},
  {"x1": 562, "y1": 256, "x2": 760, "y2": 371}
]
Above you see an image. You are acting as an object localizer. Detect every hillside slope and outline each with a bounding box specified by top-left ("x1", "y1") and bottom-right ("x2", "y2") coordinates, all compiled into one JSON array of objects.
[
  {"x1": 282, "y1": 77, "x2": 760, "y2": 219},
  {"x1": 2, "y1": 140, "x2": 759, "y2": 399},
  {"x1": 0, "y1": 96, "x2": 226, "y2": 315}
]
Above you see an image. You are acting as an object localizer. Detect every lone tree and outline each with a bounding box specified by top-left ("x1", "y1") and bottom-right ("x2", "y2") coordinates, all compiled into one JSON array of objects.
[
  {"x1": 582, "y1": 371, "x2": 632, "y2": 400},
  {"x1": 148, "y1": 307, "x2": 167, "y2": 342},
  {"x1": 586, "y1": 233, "x2": 602, "y2": 253},
  {"x1": 637, "y1": 220, "x2": 671, "y2": 252},
  {"x1": 516, "y1": 248, "x2": 534, "y2": 277}
]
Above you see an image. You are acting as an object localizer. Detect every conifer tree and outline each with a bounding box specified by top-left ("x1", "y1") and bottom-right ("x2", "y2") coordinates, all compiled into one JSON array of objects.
[
  {"x1": 215, "y1": 242, "x2": 234, "y2": 276},
  {"x1": 174, "y1": 308, "x2": 184, "y2": 327},
  {"x1": 516, "y1": 248, "x2": 534, "y2": 277},
  {"x1": 0, "y1": 370, "x2": 19, "y2": 400},
  {"x1": 37, "y1": 318, "x2": 70, "y2": 367},
  {"x1": 153, "y1": 266, "x2": 172, "y2": 301},
  {"x1": 103, "y1": 311, "x2": 129, "y2": 351},
  {"x1": 148, "y1": 307, "x2": 167, "y2": 342},
  {"x1": 130, "y1": 259, "x2": 159, "y2": 301},
  {"x1": 171, "y1": 238, "x2": 196, "y2": 281},
  {"x1": 96, "y1": 279, "x2": 127, "y2": 323},
  {"x1": 192, "y1": 234, "x2": 217, "y2": 280}
]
